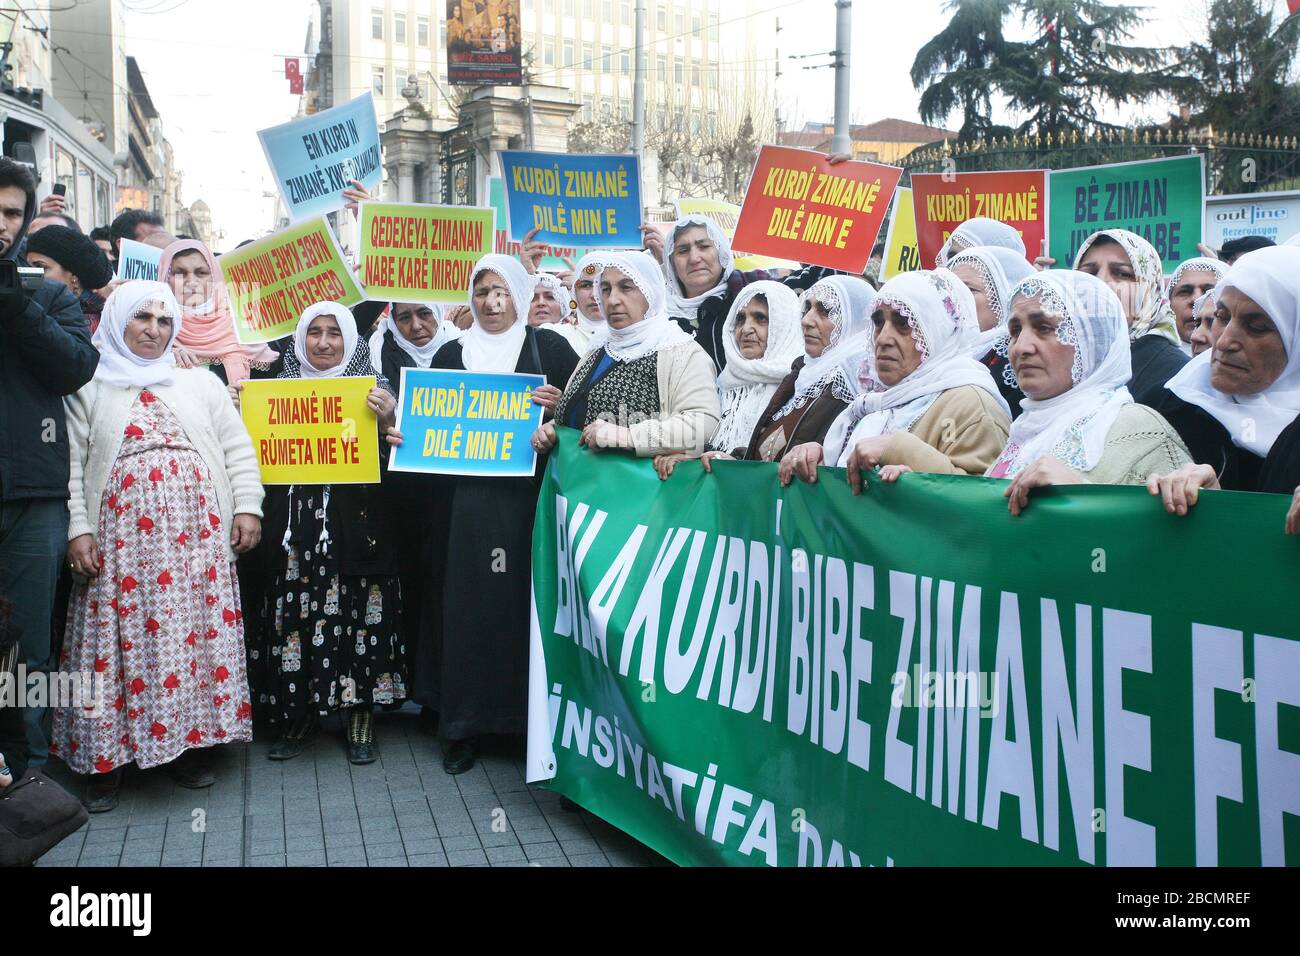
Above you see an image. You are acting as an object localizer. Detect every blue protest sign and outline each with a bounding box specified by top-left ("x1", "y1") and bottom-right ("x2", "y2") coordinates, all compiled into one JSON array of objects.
[
  {"x1": 388, "y1": 367, "x2": 546, "y2": 477},
  {"x1": 115, "y1": 238, "x2": 162, "y2": 281},
  {"x1": 258, "y1": 93, "x2": 383, "y2": 222},
  {"x1": 499, "y1": 150, "x2": 642, "y2": 248}
]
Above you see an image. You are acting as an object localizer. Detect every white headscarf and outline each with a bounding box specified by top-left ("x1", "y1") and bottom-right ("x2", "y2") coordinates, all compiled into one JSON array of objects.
[
  {"x1": 772, "y1": 276, "x2": 874, "y2": 420},
  {"x1": 947, "y1": 245, "x2": 1037, "y2": 358},
  {"x1": 293, "y1": 302, "x2": 360, "y2": 379},
  {"x1": 572, "y1": 252, "x2": 606, "y2": 333},
  {"x1": 367, "y1": 302, "x2": 458, "y2": 374},
  {"x1": 1167, "y1": 245, "x2": 1300, "y2": 458},
  {"x1": 92, "y1": 281, "x2": 183, "y2": 389},
  {"x1": 1168, "y1": 256, "x2": 1228, "y2": 296},
  {"x1": 712, "y1": 281, "x2": 804, "y2": 454},
  {"x1": 986, "y1": 271, "x2": 1133, "y2": 478},
  {"x1": 1073, "y1": 228, "x2": 1181, "y2": 346},
  {"x1": 662, "y1": 215, "x2": 736, "y2": 321},
  {"x1": 595, "y1": 250, "x2": 693, "y2": 363},
  {"x1": 531, "y1": 272, "x2": 575, "y2": 323},
  {"x1": 935, "y1": 217, "x2": 1027, "y2": 268},
  {"x1": 823, "y1": 270, "x2": 1009, "y2": 466},
  {"x1": 461, "y1": 254, "x2": 532, "y2": 374}
]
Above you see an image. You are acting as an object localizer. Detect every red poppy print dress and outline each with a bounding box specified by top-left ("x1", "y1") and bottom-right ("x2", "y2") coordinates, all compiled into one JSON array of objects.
[{"x1": 52, "y1": 390, "x2": 253, "y2": 774}]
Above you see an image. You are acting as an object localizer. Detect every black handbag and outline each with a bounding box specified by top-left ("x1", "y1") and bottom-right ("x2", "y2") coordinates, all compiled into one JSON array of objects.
[{"x1": 0, "y1": 769, "x2": 89, "y2": 867}]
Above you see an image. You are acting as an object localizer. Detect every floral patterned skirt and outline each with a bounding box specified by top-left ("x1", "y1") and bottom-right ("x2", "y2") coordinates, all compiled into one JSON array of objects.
[{"x1": 260, "y1": 492, "x2": 406, "y2": 724}]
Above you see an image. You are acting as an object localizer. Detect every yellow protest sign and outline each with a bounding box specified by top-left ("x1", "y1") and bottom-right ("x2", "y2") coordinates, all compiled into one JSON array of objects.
[
  {"x1": 674, "y1": 197, "x2": 801, "y2": 272},
  {"x1": 240, "y1": 377, "x2": 380, "y2": 485},
  {"x1": 881, "y1": 186, "x2": 921, "y2": 280}
]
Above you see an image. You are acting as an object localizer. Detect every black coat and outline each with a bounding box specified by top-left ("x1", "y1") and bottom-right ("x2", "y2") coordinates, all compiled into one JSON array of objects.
[
  {"x1": 1258, "y1": 413, "x2": 1300, "y2": 495},
  {"x1": 0, "y1": 186, "x2": 99, "y2": 501}
]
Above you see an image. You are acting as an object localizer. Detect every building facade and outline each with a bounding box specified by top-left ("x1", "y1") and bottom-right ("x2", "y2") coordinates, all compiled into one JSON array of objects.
[{"x1": 1, "y1": 6, "x2": 117, "y2": 229}]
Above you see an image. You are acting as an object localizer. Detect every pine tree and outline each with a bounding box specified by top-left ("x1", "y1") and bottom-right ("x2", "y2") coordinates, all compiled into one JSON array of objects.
[
  {"x1": 1178, "y1": 0, "x2": 1300, "y2": 137},
  {"x1": 911, "y1": 0, "x2": 1023, "y2": 140},
  {"x1": 1003, "y1": 0, "x2": 1193, "y2": 136}
]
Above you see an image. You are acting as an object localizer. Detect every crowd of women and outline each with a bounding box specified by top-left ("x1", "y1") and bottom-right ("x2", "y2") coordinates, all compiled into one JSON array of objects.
[{"x1": 9, "y1": 179, "x2": 1300, "y2": 819}]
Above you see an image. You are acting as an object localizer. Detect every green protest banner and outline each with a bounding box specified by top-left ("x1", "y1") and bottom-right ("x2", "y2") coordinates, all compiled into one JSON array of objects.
[
  {"x1": 358, "y1": 201, "x2": 494, "y2": 303},
  {"x1": 219, "y1": 216, "x2": 364, "y2": 344},
  {"x1": 527, "y1": 430, "x2": 1299, "y2": 867},
  {"x1": 1048, "y1": 155, "x2": 1204, "y2": 274}
]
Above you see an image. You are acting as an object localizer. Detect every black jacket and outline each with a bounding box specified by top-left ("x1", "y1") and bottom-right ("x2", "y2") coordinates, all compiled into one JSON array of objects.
[{"x1": 0, "y1": 188, "x2": 99, "y2": 501}]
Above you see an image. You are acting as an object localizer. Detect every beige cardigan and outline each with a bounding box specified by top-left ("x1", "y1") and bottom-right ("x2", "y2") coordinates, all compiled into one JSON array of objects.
[
  {"x1": 65, "y1": 369, "x2": 265, "y2": 561},
  {"x1": 878, "y1": 386, "x2": 1012, "y2": 476},
  {"x1": 565, "y1": 340, "x2": 721, "y2": 457}
]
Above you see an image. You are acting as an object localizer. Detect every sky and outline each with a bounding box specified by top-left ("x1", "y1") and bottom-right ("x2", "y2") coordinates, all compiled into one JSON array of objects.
[{"x1": 119, "y1": 0, "x2": 1296, "y2": 251}]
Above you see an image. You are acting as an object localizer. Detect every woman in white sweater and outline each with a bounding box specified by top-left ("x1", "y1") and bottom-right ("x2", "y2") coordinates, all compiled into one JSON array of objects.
[
  {"x1": 56, "y1": 281, "x2": 264, "y2": 813},
  {"x1": 533, "y1": 250, "x2": 720, "y2": 457}
]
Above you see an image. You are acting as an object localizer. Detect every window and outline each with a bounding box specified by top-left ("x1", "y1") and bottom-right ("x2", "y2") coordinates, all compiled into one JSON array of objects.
[
  {"x1": 691, "y1": 64, "x2": 700, "y2": 87},
  {"x1": 708, "y1": 13, "x2": 718, "y2": 42},
  {"x1": 656, "y1": 54, "x2": 666, "y2": 80},
  {"x1": 440, "y1": 21, "x2": 447, "y2": 47},
  {"x1": 602, "y1": 0, "x2": 613, "y2": 20},
  {"x1": 372, "y1": 66, "x2": 385, "y2": 96},
  {"x1": 619, "y1": 99, "x2": 631, "y2": 122},
  {"x1": 394, "y1": 11, "x2": 406, "y2": 44},
  {"x1": 544, "y1": 41, "x2": 555, "y2": 66},
  {"x1": 417, "y1": 15, "x2": 429, "y2": 46},
  {"x1": 584, "y1": 0, "x2": 593, "y2": 16},
  {"x1": 620, "y1": 50, "x2": 630, "y2": 75},
  {"x1": 601, "y1": 45, "x2": 611, "y2": 73},
  {"x1": 674, "y1": 58, "x2": 683, "y2": 83},
  {"x1": 600, "y1": 96, "x2": 613, "y2": 119},
  {"x1": 692, "y1": 14, "x2": 700, "y2": 36},
  {"x1": 621, "y1": 2, "x2": 631, "y2": 26},
  {"x1": 675, "y1": 12, "x2": 684, "y2": 34},
  {"x1": 582, "y1": 42, "x2": 593, "y2": 68},
  {"x1": 656, "y1": 6, "x2": 666, "y2": 30},
  {"x1": 371, "y1": 8, "x2": 383, "y2": 40},
  {"x1": 582, "y1": 94, "x2": 594, "y2": 121},
  {"x1": 563, "y1": 39, "x2": 574, "y2": 67},
  {"x1": 564, "y1": 0, "x2": 574, "y2": 15}
]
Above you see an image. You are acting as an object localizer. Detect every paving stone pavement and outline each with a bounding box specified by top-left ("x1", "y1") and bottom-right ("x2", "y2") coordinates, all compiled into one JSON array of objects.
[{"x1": 36, "y1": 705, "x2": 667, "y2": 868}]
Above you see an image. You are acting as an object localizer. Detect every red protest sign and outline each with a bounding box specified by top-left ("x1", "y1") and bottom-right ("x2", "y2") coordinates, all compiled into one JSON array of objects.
[
  {"x1": 910, "y1": 170, "x2": 1047, "y2": 268},
  {"x1": 732, "y1": 146, "x2": 902, "y2": 273}
]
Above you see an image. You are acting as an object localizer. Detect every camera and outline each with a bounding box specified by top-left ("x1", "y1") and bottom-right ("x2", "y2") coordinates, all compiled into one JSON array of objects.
[{"x1": 0, "y1": 261, "x2": 46, "y2": 316}]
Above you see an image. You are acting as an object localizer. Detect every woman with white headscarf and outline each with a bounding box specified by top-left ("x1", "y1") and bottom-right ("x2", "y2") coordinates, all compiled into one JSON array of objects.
[
  {"x1": 788, "y1": 271, "x2": 1011, "y2": 490},
  {"x1": 247, "y1": 302, "x2": 405, "y2": 767},
  {"x1": 570, "y1": 251, "x2": 606, "y2": 336},
  {"x1": 1072, "y1": 228, "x2": 1228, "y2": 465},
  {"x1": 751, "y1": 276, "x2": 872, "y2": 475},
  {"x1": 1148, "y1": 246, "x2": 1300, "y2": 531},
  {"x1": 653, "y1": 281, "x2": 804, "y2": 479},
  {"x1": 57, "y1": 282, "x2": 264, "y2": 812},
  {"x1": 388, "y1": 254, "x2": 578, "y2": 776},
  {"x1": 645, "y1": 214, "x2": 833, "y2": 373},
  {"x1": 534, "y1": 250, "x2": 721, "y2": 458},
  {"x1": 988, "y1": 271, "x2": 1192, "y2": 515},
  {"x1": 1188, "y1": 286, "x2": 1221, "y2": 358},
  {"x1": 947, "y1": 245, "x2": 1036, "y2": 417},
  {"x1": 935, "y1": 217, "x2": 1027, "y2": 268},
  {"x1": 365, "y1": 300, "x2": 459, "y2": 718},
  {"x1": 1167, "y1": 256, "x2": 1228, "y2": 355},
  {"x1": 528, "y1": 271, "x2": 587, "y2": 354}
]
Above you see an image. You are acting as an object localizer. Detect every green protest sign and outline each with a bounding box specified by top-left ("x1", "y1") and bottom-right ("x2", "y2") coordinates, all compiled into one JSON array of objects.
[
  {"x1": 358, "y1": 201, "x2": 494, "y2": 302},
  {"x1": 1048, "y1": 155, "x2": 1204, "y2": 274},
  {"x1": 219, "y1": 216, "x2": 364, "y2": 344},
  {"x1": 527, "y1": 430, "x2": 1299, "y2": 867}
]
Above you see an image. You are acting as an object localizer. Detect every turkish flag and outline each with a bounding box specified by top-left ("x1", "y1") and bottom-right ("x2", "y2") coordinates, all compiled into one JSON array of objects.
[
  {"x1": 1290, "y1": 0, "x2": 1299, "y2": 15},
  {"x1": 285, "y1": 58, "x2": 300, "y2": 79},
  {"x1": 289, "y1": 75, "x2": 304, "y2": 95}
]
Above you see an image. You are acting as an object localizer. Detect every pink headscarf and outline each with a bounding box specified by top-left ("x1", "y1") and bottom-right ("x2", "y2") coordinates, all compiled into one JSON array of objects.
[{"x1": 159, "y1": 239, "x2": 276, "y2": 383}]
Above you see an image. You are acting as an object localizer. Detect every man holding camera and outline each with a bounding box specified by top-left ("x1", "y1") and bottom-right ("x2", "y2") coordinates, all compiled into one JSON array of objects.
[{"x1": 0, "y1": 158, "x2": 99, "y2": 768}]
